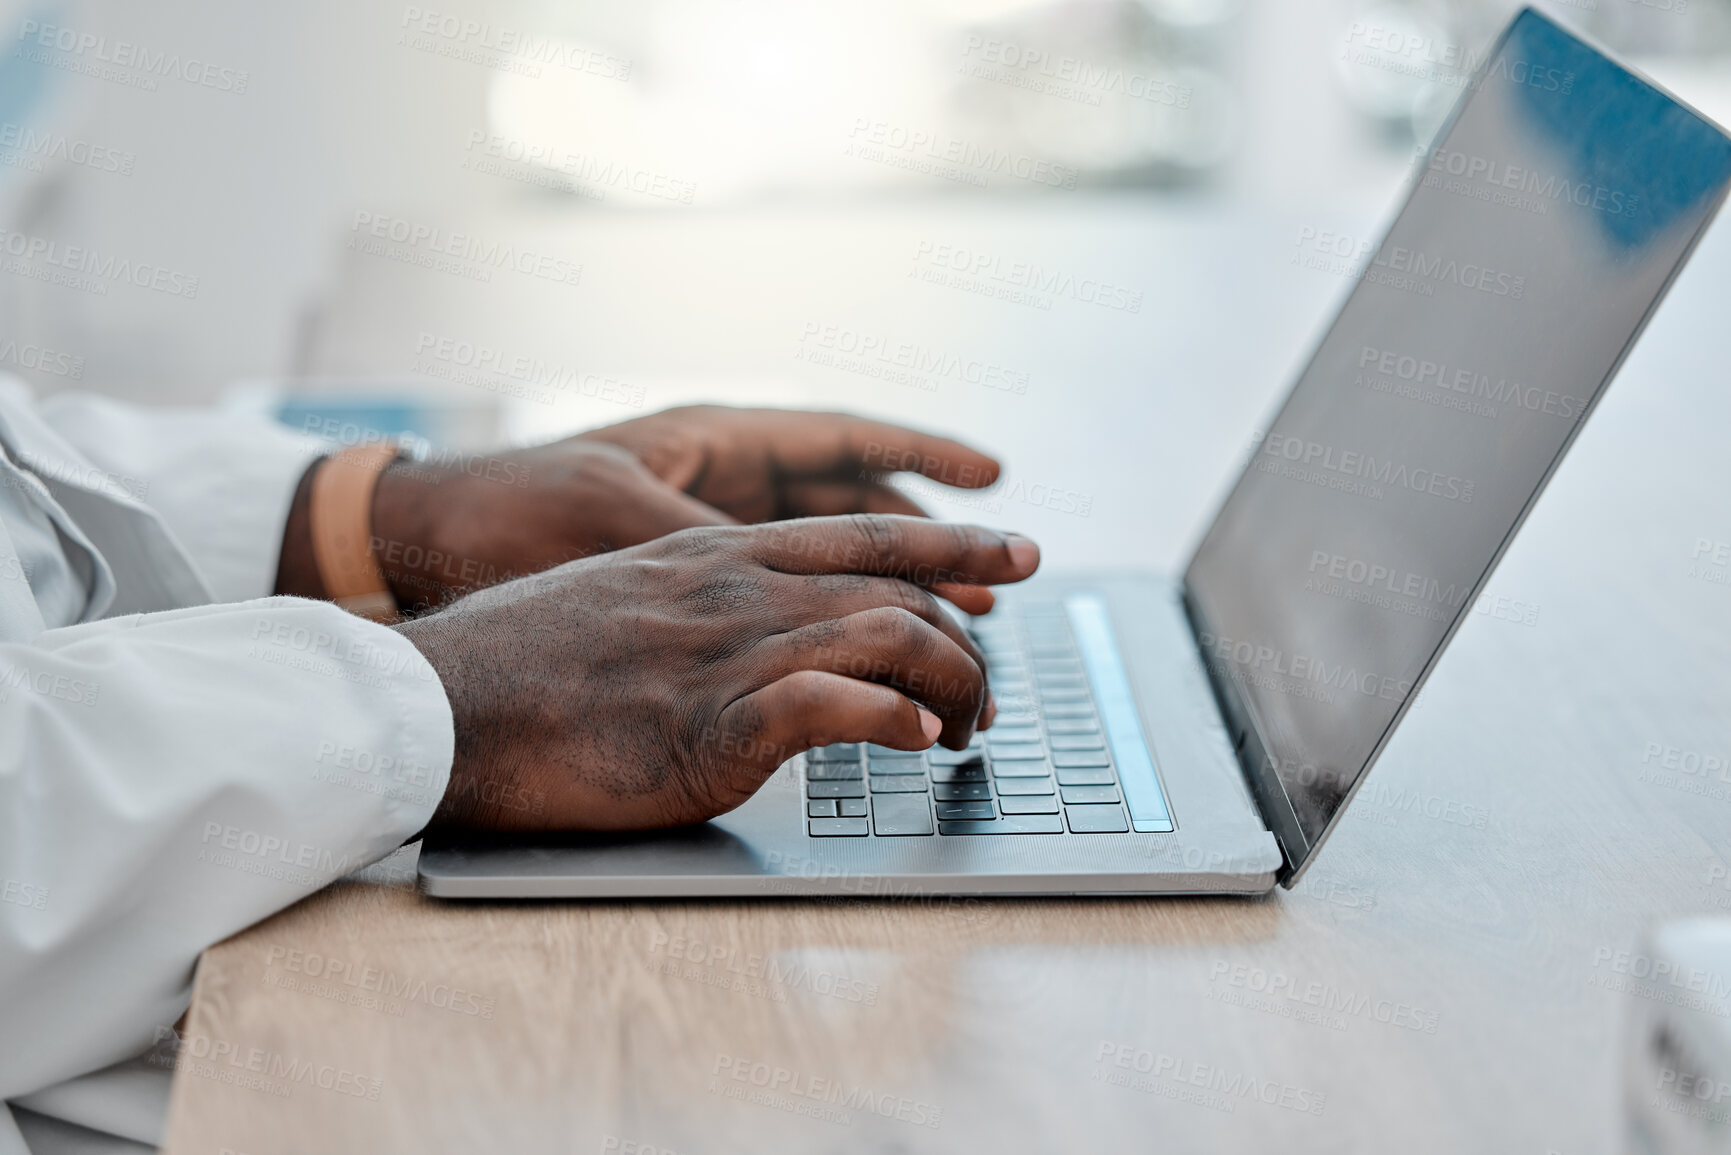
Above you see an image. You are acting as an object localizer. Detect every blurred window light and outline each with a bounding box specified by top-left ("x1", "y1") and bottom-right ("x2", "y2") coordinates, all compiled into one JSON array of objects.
[{"x1": 486, "y1": 0, "x2": 1245, "y2": 206}]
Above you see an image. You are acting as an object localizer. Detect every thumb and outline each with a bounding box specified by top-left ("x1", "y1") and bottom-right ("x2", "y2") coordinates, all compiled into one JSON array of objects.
[{"x1": 607, "y1": 470, "x2": 740, "y2": 547}]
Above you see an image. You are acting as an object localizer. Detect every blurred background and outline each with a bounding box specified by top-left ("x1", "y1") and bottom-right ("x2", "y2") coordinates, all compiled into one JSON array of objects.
[{"x1": 0, "y1": 0, "x2": 1728, "y2": 567}]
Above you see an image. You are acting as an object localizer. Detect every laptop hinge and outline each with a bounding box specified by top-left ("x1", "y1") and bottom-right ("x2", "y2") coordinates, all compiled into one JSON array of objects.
[{"x1": 1179, "y1": 583, "x2": 1309, "y2": 885}]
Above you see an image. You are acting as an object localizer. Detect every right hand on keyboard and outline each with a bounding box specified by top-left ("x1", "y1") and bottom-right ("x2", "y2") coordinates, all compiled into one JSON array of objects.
[{"x1": 398, "y1": 515, "x2": 1040, "y2": 834}]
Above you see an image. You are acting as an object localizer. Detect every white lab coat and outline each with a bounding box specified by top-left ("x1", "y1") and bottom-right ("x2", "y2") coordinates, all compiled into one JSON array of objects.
[{"x1": 0, "y1": 375, "x2": 455, "y2": 1153}]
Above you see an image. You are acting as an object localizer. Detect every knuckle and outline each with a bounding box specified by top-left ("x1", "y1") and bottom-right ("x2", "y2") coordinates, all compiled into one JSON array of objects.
[
  {"x1": 885, "y1": 579, "x2": 938, "y2": 620},
  {"x1": 849, "y1": 513, "x2": 903, "y2": 557},
  {"x1": 871, "y1": 605, "x2": 928, "y2": 648},
  {"x1": 665, "y1": 524, "x2": 733, "y2": 558}
]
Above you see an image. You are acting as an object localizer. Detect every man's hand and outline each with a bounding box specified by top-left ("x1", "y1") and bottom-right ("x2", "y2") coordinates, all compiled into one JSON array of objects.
[
  {"x1": 397, "y1": 515, "x2": 1039, "y2": 834},
  {"x1": 277, "y1": 405, "x2": 1005, "y2": 615}
]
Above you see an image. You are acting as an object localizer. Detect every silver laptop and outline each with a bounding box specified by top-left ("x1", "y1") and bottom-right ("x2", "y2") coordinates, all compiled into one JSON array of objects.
[{"x1": 420, "y1": 9, "x2": 1731, "y2": 899}]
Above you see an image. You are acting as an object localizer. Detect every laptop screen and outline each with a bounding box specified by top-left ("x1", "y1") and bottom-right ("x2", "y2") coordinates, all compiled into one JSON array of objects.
[{"x1": 1183, "y1": 9, "x2": 1731, "y2": 877}]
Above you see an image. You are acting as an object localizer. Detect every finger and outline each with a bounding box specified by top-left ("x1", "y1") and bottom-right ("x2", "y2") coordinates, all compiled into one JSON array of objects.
[
  {"x1": 760, "y1": 606, "x2": 986, "y2": 748},
  {"x1": 784, "y1": 573, "x2": 989, "y2": 683},
  {"x1": 740, "y1": 410, "x2": 1001, "y2": 490},
  {"x1": 748, "y1": 514, "x2": 1039, "y2": 591},
  {"x1": 614, "y1": 479, "x2": 740, "y2": 543},
  {"x1": 778, "y1": 480, "x2": 929, "y2": 519},
  {"x1": 931, "y1": 581, "x2": 994, "y2": 616},
  {"x1": 718, "y1": 671, "x2": 942, "y2": 774}
]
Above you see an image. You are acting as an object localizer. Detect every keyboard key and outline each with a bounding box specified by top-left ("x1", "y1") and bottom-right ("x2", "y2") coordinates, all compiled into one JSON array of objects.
[
  {"x1": 1046, "y1": 717, "x2": 1101, "y2": 733},
  {"x1": 866, "y1": 743, "x2": 919, "y2": 758},
  {"x1": 1061, "y1": 785, "x2": 1122, "y2": 805},
  {"x1": 928, "y1": 746, "x2": 986, "y2": 766},
  {"x1": 868, "y1": 757, "x2": 926, "y2": 775},
  {"x1": 870, "y1": 776, "x2": 929, "y2": 793},
  {"x1": 999, "y1": 795, "x2": 1060, "y2": 815},
  {"x1": 1054, "y1": 750, "x2": 1112, "y2": 768},
  {"x1": 1050, "y1": 734, "x2": 1107, "y2": 751},
  {"x1": 809, "y1": 744, "x2": 861, "y2": 762},
  {"x1": 1042, "y1": 701, "x2": 1097, "y2": 718},
  {"x1": 809, "y1": 817, "x2": 870, "y2": 836},
  {"x1": 872, "y1": 793, "x2": 934, "y2": 836},
  {"x1": 987, "y1": 742, "x2": 1045, "y2": 761},
  {"x1": 935, "y1": 801, "x2": 996, "y2": 821},
  {"x1": 930, "y1": 762, "x2": 989, "y2": 783},
  {"x1": 991, "y1": 759, "x2": 1053, "y2": 777},
  {"x1": 809, "y1": 780, "x2": 866, "y2": 798},
  {"x1": 1057, "y1": 766, "x2": 1117, "y2": 786},
  {"x1": 933, "y1": 782, "x2": 991, "y2": 801},
  {"x1": 940, "y1": 815, "x2": 1064, "y2": 835},
  {"x1": 1037, "y1": 687, "x2": 1091, "y2": 703},
  {"x1": 837, "y1": 798, "x2": 868, "y2": 818},
  {"x1": 982, "y1": 725, "x2": 1041, "y2": 744},
  {"x1": 807, "y1": 761, "x2": 863, "y2": 780},
  {"x1": 995, "y1": 776, "x2": 1055, "y2": 796},
  {"x1": 1065, "y1": 805, "x2": 1129, "y2": 833},
  {"x1": 807, "y1": 799, "x2": 837, "y2": 818}
]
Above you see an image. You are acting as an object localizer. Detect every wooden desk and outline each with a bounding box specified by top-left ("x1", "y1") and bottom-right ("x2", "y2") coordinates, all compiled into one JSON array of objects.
[{"x1": 165, "y1": 201, "x2": 1731, "y2": 1153}]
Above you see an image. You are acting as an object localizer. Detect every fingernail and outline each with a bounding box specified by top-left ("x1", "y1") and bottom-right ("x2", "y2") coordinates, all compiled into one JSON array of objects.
[
  {"x1": 1004, "y1": 533, "x2": 1040, "y2": 572},
  {"x1": 917, "y1": 707, "x2": 943, "y2": 743}
]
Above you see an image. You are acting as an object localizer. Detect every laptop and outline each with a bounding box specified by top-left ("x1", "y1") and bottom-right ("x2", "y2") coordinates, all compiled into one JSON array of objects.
[{"x1": 420, "y1": 9, "x2": 1731, "y2": 899}]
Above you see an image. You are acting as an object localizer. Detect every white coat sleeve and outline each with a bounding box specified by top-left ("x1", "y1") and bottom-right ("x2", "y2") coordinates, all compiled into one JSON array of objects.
[
  {"x1": 0, "y1": 596, "x2": 454, "y2": 1103},
  {"x1": 32, "y1": 394, "x2": 325, "y2": 604}
]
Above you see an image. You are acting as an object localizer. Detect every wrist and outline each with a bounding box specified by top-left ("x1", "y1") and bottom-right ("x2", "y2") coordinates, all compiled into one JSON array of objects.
[{"x1": 370, "y1": 458, "x2": 450, "y2": 614}]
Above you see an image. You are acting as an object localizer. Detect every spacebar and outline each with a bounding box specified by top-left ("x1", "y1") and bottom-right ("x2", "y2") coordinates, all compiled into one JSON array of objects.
[{"x1": 939, "y1": 816, "x2": 1063, "y2": 835}]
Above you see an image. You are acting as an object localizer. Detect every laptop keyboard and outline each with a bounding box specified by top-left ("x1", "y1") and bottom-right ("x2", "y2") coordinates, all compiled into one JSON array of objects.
[{"x1": 803, "y1": 600, "x2": 1142, "y2": 837}]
